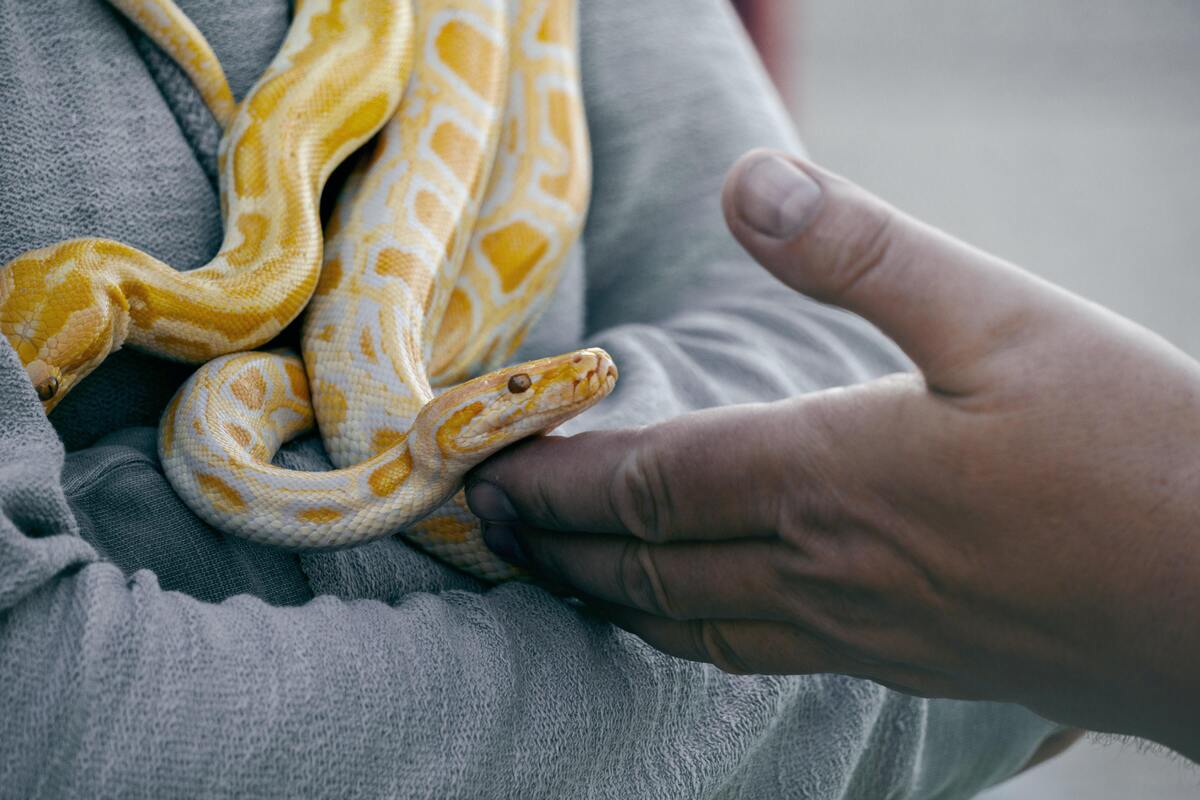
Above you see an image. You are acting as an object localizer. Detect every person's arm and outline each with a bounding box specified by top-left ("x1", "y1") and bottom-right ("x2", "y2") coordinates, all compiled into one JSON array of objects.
[
  {"x1": 466, "y1": 150, "x2": 1200, "y2": 762},
  {"x1": 0, "y1": 329, "x2": 1055, "y2": 798}
]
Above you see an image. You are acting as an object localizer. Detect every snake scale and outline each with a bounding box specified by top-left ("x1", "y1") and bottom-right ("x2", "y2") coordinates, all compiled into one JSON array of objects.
[{"x1": 0, "y1": 0, "x2": 614, "y2": 582}]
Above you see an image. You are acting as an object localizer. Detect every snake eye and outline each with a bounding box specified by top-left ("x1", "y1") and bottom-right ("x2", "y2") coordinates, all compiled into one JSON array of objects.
[
  {"x1": 507, "y1": 373, "x2": 531, "y2": 394},
  {"x1": 35, "y1": 375, "x2": 60, "y2": 402}
]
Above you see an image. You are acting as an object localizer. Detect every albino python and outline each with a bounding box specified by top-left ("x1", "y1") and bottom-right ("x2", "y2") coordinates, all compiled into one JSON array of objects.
[
  {"x1": 1, "y1": 0, "x2": 413, "y2": 407},
  {"x1": 0, "y1": 0, "x2": 612, "y2": 581}
]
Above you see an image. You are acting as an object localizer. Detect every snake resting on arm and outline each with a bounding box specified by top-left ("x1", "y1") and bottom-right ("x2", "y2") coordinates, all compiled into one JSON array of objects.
[{"x1": 0, "y1": 0, "x2": 614, "y2": 582}]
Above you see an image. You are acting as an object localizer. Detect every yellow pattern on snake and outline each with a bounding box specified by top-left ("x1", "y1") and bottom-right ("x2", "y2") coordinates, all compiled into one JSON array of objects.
[
  {"x1": 0, "y1": 0, "x2": 413, "y2": 410},
  {"x1": 429, "y1": 0, "x2": 591, "y2": 387},
  {"x1": 158, "y1": 0, "x2": 612, "y2": 581}
]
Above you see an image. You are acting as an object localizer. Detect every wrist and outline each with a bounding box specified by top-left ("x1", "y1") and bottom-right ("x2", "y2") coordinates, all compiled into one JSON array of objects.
[
  {"x1": 1069, "y1": 532, "x2": 1200, "y2": 760},
  {"x1": 1129, "y1": 553, "x2": 1200, "y2": 760}
]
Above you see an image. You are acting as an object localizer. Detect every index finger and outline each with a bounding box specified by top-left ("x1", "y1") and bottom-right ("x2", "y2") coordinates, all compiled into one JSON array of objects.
[{"x1": 465, "y1": 400, "x2": 812, "y2": 542}]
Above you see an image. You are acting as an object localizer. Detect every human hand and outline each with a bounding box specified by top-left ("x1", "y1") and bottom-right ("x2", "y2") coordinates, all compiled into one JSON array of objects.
[{"x1": 465, "y1": 150, "x2": 1200, "y2": 759}]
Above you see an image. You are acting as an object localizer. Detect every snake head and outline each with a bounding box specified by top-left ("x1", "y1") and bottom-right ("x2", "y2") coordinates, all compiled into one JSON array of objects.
[
  {"x1": 0, "y1": 243, "x2": 131, "y2": 413},
  {"x1": 412, "y1": 347, "x2": 618, "y2": 470}
]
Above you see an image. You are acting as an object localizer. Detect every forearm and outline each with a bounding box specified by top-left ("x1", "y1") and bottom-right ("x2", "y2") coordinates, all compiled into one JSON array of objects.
[
  {"x1": 2, "y1": 563, "x2": 615, "y2": 795},
  {"x1": 5, "y1": 538, "x2": 1055, "y2": 798},
  {"x1": 0, "y1": 335, "x2": 993, "y2": 798},
  {"x1": 1093, "y1": 555, "x2": 1200, "y2": 760}
]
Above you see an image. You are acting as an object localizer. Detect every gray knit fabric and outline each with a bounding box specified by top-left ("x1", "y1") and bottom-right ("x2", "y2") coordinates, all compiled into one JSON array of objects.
[{"x1": 0, "y1": 0, "x2": 1060, "y2": 796}]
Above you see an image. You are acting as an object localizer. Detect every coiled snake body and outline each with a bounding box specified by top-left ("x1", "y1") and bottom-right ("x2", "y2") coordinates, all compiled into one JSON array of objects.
[
  {"x1": 2, "y1": 0, "x2": 412, "y2": 405},
  {"x1": 0, "y1": 0, "x2": 613, "y2": 581}
]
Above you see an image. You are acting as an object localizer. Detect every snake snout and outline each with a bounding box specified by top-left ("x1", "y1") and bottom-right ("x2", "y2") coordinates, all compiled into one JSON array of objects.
[
  {"x1": 594, "y1": 350, "x2": 618, "y2": 388},
  {"x1": 581, "y1": 348, "x2": 618, "y2": 396}
]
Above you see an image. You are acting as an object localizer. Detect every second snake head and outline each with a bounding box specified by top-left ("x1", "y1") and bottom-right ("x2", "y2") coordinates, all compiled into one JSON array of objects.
[{"x1": 0, "y1": 241, "x2": 131, "y2": 412}]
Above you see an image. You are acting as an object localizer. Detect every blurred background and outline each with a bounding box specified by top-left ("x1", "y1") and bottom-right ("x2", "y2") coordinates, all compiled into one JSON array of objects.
[{"x1": 733, "y1": 1, "x2": 1200, "y2": 797}]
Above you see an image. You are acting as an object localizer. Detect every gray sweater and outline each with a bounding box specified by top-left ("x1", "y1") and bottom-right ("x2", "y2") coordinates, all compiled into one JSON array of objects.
[{"x1": 0, "y1": 0, "x2": 1059, "y2": 797}]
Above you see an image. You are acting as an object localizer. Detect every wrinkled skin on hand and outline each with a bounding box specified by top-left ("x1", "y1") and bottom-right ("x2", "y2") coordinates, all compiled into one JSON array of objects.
[{"x1": 466, "y1": 151, "x2": 1200, "y2": 762}]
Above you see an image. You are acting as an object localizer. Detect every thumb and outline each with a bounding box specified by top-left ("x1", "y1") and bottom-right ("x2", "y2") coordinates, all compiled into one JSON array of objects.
[{"x1": 722, "y1": 150, "x2": 1051, "y2": 392}]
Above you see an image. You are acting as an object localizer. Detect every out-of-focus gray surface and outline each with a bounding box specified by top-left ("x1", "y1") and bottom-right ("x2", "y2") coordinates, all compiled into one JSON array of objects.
[
  {"x1": 981, "y1": 739, "x2": 1198, "y2": 799},
  {"x1": 798, "y1": 0, "x2": 1200, "y2": 358},
  {"x1": 796, "y1": 1, "x2": 1200, "y2": 797}
]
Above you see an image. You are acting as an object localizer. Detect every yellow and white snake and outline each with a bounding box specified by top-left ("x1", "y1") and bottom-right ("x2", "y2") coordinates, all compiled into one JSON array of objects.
[{"x1": 0, "y1": 0, "x2": 614, "y2": 582}]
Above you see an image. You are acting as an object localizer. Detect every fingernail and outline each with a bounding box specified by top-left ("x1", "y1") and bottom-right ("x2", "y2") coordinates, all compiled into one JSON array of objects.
[
  {"x1": 465, "y1": 480, "x2": 517, "y2": 522},
  {"x1": 482, "y1": 523, "x2": 529, "y2": 566},
  {"x1": 737, "y1": 155, "x2": 823, "y2": 239}
]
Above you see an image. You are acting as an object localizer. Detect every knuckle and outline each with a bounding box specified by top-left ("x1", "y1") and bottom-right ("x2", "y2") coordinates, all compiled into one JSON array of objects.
[
  {"x1": 775, "y1": 548, "x2": 881, "y2": 650},
  {"x1": 616, "y1": 540, "x2": 685, "y2": 619},
  {"x1": 823, "y1": 195, "x2": 897, "y2": 301},
  {"x1": 529, "y1": 468, "x2": 569, "y2": 531},
  {"x1": 610, "y1": 430, "x2": 673, "y2": 542}
]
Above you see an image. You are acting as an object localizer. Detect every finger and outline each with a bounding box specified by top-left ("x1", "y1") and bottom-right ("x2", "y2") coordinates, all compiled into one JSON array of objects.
[
  {"x1": 467, "y1": 400, "x2": 822, "y2": 542},
  {"x1": 721, "y1": 149, "x2": 1060, "y2": 393},
  {"x1": 594, "y1": 607, "x2": 861, "y2": 676},
  {"x1": 497, "y1": 523, "x2": 790, "y2": 621},
  {"x1": 596, "y1": 604, "x2": 972, "y2": 696}
]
